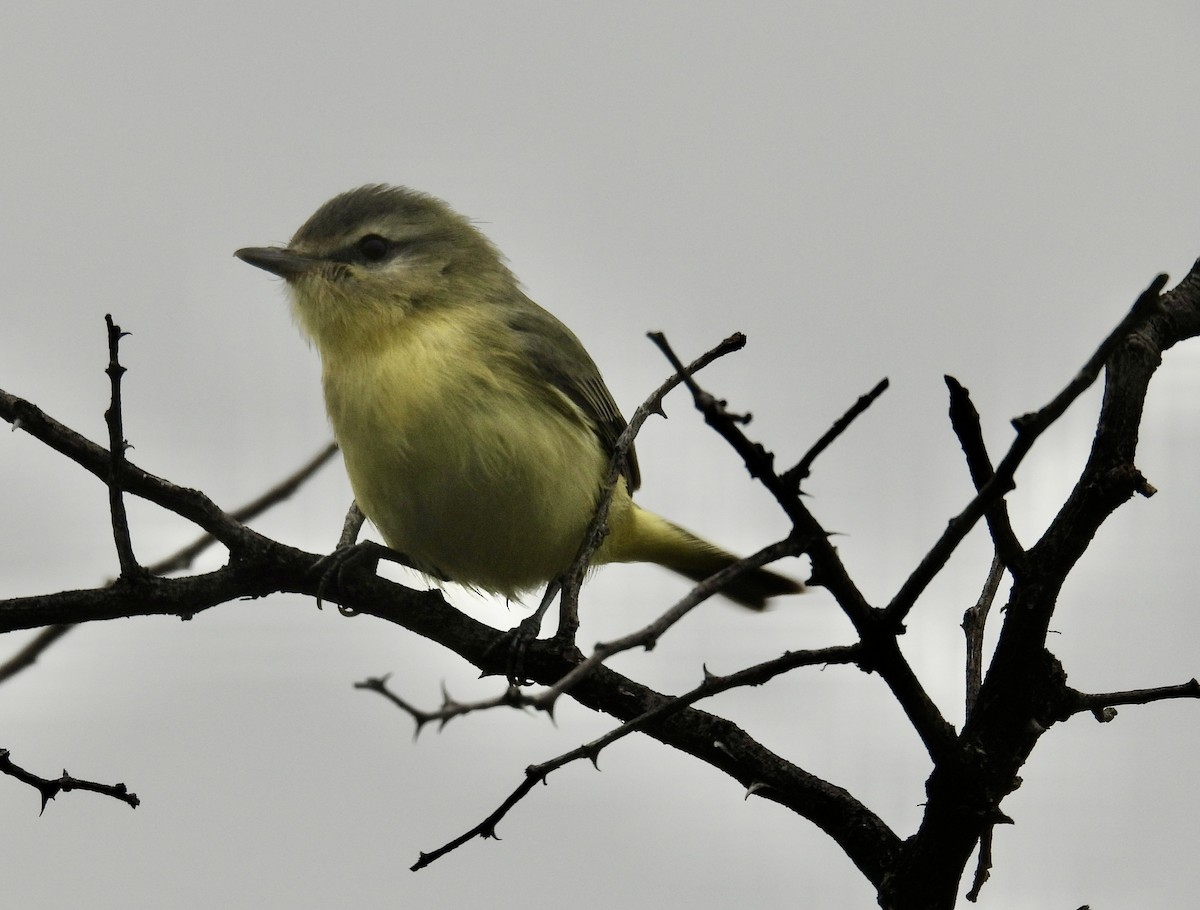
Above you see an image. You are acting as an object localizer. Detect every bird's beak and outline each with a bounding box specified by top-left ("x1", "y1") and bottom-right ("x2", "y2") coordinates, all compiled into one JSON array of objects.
[{"x1": 234, "y1": 246, "x2": 320, "y2": 280}]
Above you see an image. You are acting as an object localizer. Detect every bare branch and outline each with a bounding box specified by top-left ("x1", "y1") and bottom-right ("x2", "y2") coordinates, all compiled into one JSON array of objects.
[
  {"x1": 355, "y1": 674, "x2": 526, "y2": 736},
  {"x1": 413, "y1": 643, "x2": 864, "y2": 869},
  {"x1": 782, "y1": 376, "x2": 890, "y2": 490},
  {"x1": 0, "y1": 443, "x2": 338, "y2": 688},
  {"x1": 1058, "y1": 679, "x2": 1200, "y2": 722},
  {"x1": 0, "y1": 624, "x2": 73, "y2": 685},
  {"x1": 150, "y1": 442, "x2": 339, "y2": 575},
  {"x1": 886, "y1": 274, "x2": 1168, "y2": 624},
  {"x1": 1, "y1": 386, "x2": 256, "y2": 553},
  {"x1": 963, "y1": 555, "x2": 1006, "y2": 719},
  {"x1": 944, "y1": 376, "x2": 1025, "y2": 573},
  {"x1": 551, "y1": 332, "x2": 749, "y2": 642},
  {"x1": 102, "y1": 315, "x2": 145, "y2": 581},
  {"x1": 527, "y1": 537, "x2": 804, "y2": 713},
  {"x1": 648, "y1": 331, "x2": 959, "y2": 763},
  {"x1": 965, "y1": 828, "x2": 994, "y2": 902},
  {"x1": 0, "y1": 747, "x2": 139, "y2": 813}
]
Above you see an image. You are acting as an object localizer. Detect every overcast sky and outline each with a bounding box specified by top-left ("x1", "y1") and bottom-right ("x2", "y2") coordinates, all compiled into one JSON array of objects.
[{"x1": 3, "y1": 3, "x2": 1200, "y2": 907}]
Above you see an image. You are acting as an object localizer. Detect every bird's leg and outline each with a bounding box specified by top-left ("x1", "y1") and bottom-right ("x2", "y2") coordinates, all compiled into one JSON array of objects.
[
  {"x1": 335, "y1": 500, "x2": 366, "y2": 550},
  {"x1": 313, "y1": 500, "x2": 434, "y2": 614},
  {"x1": 494, "y1": 577, "x2": 562, "y2": 686}
]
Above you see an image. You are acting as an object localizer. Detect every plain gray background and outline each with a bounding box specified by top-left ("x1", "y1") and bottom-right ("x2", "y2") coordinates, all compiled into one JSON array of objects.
[{"x1": 3, "y1": 3, "x2": 1199, "y2": 907}]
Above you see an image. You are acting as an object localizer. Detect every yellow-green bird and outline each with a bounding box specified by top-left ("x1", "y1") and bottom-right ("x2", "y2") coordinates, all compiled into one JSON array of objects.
[{"x1": 236, "y1": 185, "x2": 801, "y2": 609}]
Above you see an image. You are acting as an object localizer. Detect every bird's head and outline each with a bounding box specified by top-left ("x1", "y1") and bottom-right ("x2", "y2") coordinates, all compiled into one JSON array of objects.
[{"x1": 236, "y1": 184, "x2": 515, "y2": 353}]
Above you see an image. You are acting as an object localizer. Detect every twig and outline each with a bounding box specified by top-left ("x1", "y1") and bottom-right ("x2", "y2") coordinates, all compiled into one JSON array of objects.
[
  {"x1": 0, "y1": 747, "x2": 139, "y2": 813},
  {"x1": 0, "y1": 624, "x2": 73, "y2": 684},
  {"x1": 412, "y1": 643, "x2": 863, "y2": 870},
  {"x1": 963, "y1": 555, "x2": 1006, "y2": 719},
  {"x1": 150, "y1": 442, "x2": 339, "y2": 575},
  {"x1": 1057, "y1": 678, "x2": 1200, "y2": 722},
  {"x1": 551, "y1": 333, "x2": 748, "y2": 642},
  {"x1": 944, "y1": 377, "x2": 1025, "y2": 573},
  {"x1": 355, "y1": 675, "x2": 526, "y2": 737},
  {"x1": 965, "y1": 827, "x2": 994, "y2": 902},
  {"x1": 103, "y1": 315, "x2": 144, "y2": 580},
  {"x1": 886, "y1": 274, "x2": 1168, "y2": 624},
  {"x1": 528, "y1": 537, "x2": 804, "y2": 712},
  {"x1": 0, "y1": 443, "x2": 340, "y2": 687},
  {"x1": 647, "y1": 332, "x2": 959, "y2": 763},
  {"x1": 782, "y1": 377, "x2": 889, "y2": 490}
]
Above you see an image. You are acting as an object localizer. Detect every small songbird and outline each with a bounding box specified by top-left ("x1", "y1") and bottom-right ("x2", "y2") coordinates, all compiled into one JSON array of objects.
[{"x1": 235, "y1": 185, "x2": 801, "y2": 608}]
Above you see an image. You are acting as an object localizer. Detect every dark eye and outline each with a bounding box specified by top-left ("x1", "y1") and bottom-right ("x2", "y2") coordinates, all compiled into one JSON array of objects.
[{"x1": 356, "y1": 234, "x2": 391, "y2": 262}]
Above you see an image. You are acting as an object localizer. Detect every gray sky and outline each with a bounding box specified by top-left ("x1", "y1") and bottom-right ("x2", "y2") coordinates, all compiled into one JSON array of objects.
[{"x1": 3, "y1": 2, "x2": 1199, "y2": 907}]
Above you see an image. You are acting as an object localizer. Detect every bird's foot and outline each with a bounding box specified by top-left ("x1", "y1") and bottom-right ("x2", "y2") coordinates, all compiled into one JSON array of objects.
[{"x1": 312, "y1": 541, "x2": 393, "y2": 615}]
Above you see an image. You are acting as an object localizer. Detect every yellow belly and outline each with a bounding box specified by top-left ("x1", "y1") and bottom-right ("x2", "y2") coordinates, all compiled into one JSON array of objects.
[{"x1": 319, "y1": 312, "x2": 613, "y2": 599}]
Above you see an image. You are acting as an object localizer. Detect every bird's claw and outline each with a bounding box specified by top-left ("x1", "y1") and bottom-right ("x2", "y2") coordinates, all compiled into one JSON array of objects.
[{"x1": 312, "y1": 541, "x2": 388, "y2": 614}]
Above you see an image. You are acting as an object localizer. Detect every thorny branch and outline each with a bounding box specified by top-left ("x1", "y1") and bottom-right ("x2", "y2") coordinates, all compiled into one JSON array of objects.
[
  {"x1": 102, "y1": 315, "x2": 144, "y2": 581},
  {"x1": 3, "y1": 259, "x2": 1200, "y2": 909},
  {"x1": 549, "y1": 332, "x2": 749, "y2": 642},
  {"x1": 412, "y1": 643, "x2": 864, "y2": 869},
  {"x1": 0, "y1": 442, "x2": 339, "y2": 685},
  {"x1": 885, "y1": 274, "x2": 1169, "y2": 625},
  {"x1": 355, "y1": 675, "x2": 527, "y2": 737},
  {"x1": 650, "y1": 330, "x2": 959, "y2": 765},
  {"x1": 0, "y1": 748, "x2": 139, "y2": 813}
]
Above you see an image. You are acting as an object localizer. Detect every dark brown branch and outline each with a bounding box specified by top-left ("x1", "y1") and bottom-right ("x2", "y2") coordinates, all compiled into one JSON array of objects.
[
  {"x1": 883, "y1": 265, "x2": 1200, "y2": 909},
  {"x1": 413, "y1": 643, "x2": 866, "y2": 870},
  {"x1": 0, "y1": 443, "x2": 338, "y2": 688},
  {"x1": 965, "y1": 828, "x2": 995, "y2": 902},
  {"x1": 886, "y1": 273, "x2": 1169, "y2": 625},
  {"x1": 782, "y1": 376, "x2": 889, "y2": 490},
  {"x1": 944, "y1": 377, "x2": 1025, "y2": 573},
  {"x1": 6, "y1": 258, "x2": 1200, "y2": 907},
  {"x1": 102, "y1": 315, "x2": 145, "y2": 580},
  {"x1": 0, "y1": 465, "x2": 900, "y2": 887},
  {"x1": 963, "y1": 555, "x2": 1006, "y2": 719},
  {"x1": 552, "y1": 333, "x2": 748, "y2": 641},
  {"x1": 648, "y1": 331, "x2": 959, "y2": 764},
  {"x1": 527, "y1": 537, "x2": 805, "y2": 712},
  {"x1": 1057, "y1": 679, "x2": 1200, "y2": 722},
  {"x1": 151, "y1": 442, "x2": 339, "y2": 575},
  {"x1": 0, "y1": 747, "x2": 139, "y2": 813},
  {"x1": 0, "y1": 623, "x2": 73, "y2": 684},
  {"x1": 1, "y1": 388, "x2": 271, "y2": 557},
  {"x1": 355, "y1": 674, "x2": 526, "y2": 736}
]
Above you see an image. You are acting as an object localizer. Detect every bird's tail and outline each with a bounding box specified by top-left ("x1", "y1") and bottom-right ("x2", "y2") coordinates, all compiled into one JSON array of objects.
[{"x1": 605, "y1": 506, "x2": 803, "y2": 610}]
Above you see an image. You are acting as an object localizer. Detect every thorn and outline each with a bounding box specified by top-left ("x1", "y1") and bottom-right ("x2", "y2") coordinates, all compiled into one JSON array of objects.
[
  {"x1": 702, "y1": 663, "x2": 717, "y2": 682},
  {"x1": 744, "y1": 781, "x2": 768, "y2": 800}
]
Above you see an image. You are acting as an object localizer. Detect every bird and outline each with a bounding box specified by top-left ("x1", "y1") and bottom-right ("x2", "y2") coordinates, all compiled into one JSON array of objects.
[{"x1": 235, "y1": 184, "x2": 801, "y2": 610}]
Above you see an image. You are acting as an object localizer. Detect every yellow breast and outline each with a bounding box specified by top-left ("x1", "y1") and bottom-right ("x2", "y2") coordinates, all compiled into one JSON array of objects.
[{"x1": 317, "y1": 306, "x2": 613, "y2": 598}]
